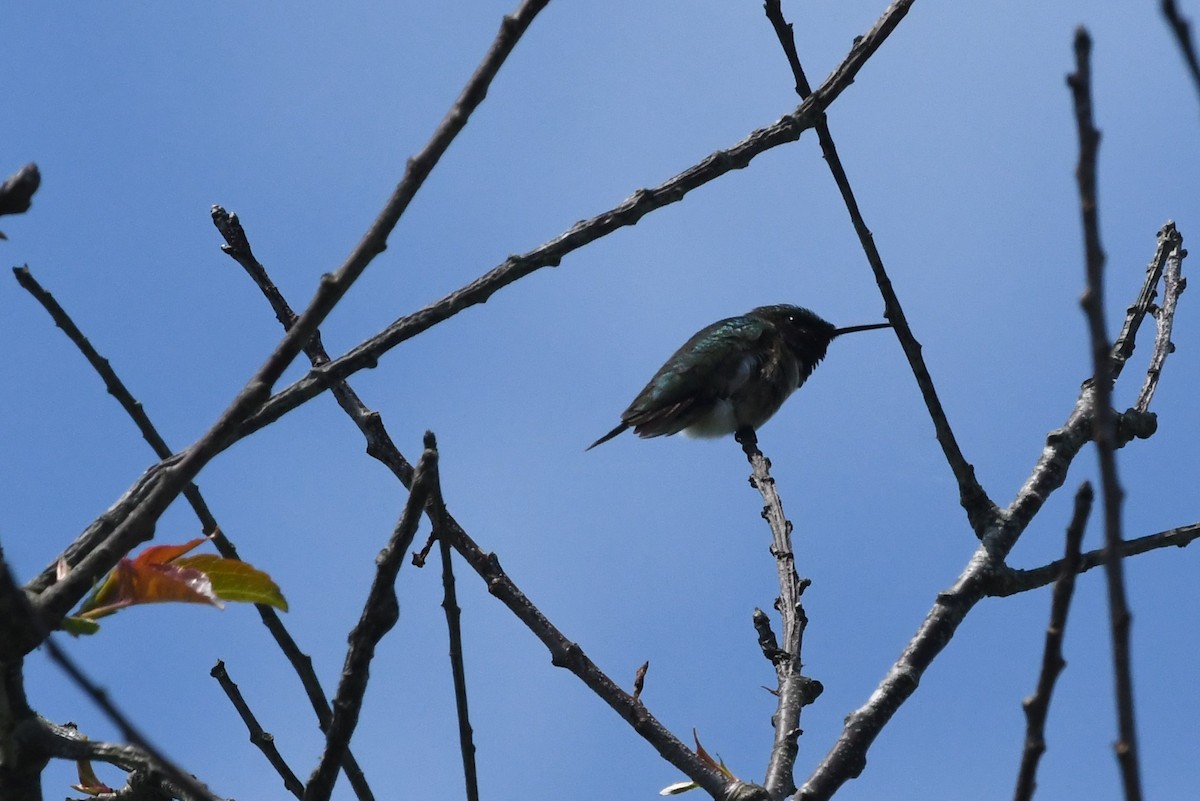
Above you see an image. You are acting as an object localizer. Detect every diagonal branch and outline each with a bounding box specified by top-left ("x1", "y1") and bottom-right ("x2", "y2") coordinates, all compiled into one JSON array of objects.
[
  {"x1": 761, "y1": 0, "x2": 995, "y2": 534},
  {"x1": 12, "y1": 264, "x2": 376, "y2": 800},
  {"x1": 210, "y1": 661, "x2": 304, "y2": 799},
  {"x1": 798, "y1": 218, "x2": 1185, "y2": 801},
  {"x1": 21, "y1": 0, "x2": 553, "y2": 643},
  {"x1": 220, "y1": 0, "x2": 919, "y2": 445},
  {"x1": 215, "y1": 210, "x2": 745, "y2": 801}
]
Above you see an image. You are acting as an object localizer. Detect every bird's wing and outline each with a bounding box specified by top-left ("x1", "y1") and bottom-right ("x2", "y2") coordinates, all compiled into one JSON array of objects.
[{"x1": 621, "y1": 316, "x2": 777, "y2": 435}]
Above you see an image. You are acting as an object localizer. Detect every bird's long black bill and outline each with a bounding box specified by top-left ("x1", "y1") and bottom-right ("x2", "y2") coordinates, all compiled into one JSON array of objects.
[{"x1": 831, "y1": 322, "x2": 892, "y2": 338}]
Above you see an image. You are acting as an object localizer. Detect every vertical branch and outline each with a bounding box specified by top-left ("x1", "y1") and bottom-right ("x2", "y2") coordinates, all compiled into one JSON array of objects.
[
  {"x1": 1012, "y1": 483, "x2": 1092, "y2": 801},
  {"x1": 737, "y1": 430, "x2": 811, "y2": 799},
  {"x1": 431, "y1": 487, "x2": 480, "y2": 801},
  {"x1": 1068, "y1": 28, "x2": 1143, "y2": 801}
]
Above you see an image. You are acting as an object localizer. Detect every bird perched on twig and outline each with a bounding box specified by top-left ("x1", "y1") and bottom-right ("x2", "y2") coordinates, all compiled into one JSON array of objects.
[{"x1": 587, "y1": 304, "x2": 889, "y2": 450}]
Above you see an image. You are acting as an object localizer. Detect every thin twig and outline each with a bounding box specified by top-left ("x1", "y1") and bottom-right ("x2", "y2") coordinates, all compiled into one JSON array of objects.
[
  {"x1": 1069, "y1": 28, "x2": 1143, "y2": 801},
  {"x1": 438, "y1": 538, "x2": 479, "y2": 801},
  {"x1": 23, "y1": 0, "x2": 553, "y2": 639},
  {"x1": 1136, "y1": 223, "x2": 1187, "y2": 411},
  {"x1": 990, "y1": 521, "x2": 1200, "y2": 596},
  {"x1": 798, "y1": 221, "x2": 1184, "y2": 801},
  {"x1": 736, "y1": 429, "x2": 808, "y2": 799},
  {"x1": 1163, "y1": 0, "x2": 1200, "y2": 104},
  {"x1": 760, "y1": 0, "x2": 995, "y2": 534},
  {"x1": 303, "y1": 437, "x2": 438, "y2": 801},
  {"x1": 1013, "y1": 483, "x2": 1092, "y2": 801},
  {"x1": 209, "y1": 661, "x2": 304, "y2": 799},
  {"x1": 430, "y1": 482, "x2": 480, "y2": 801},
  {"x1": 11, "y1": 264, "x2": 376, "y2": 800}
]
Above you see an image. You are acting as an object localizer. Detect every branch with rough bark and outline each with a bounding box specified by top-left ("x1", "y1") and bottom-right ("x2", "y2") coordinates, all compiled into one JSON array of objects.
[{"x1": 798, "y1": 218, "x2": 1185, "y2": 800}]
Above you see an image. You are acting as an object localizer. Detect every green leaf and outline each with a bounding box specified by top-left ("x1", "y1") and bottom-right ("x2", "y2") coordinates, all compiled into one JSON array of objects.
[{"x1": 175, "y1": 554, "x2": 288, "y2": 611}]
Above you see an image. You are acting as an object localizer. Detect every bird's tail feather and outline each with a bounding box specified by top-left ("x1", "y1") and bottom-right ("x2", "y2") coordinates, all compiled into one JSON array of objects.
[{"x1": 586, "y1": 422, "x2": 629, "y2": 451}]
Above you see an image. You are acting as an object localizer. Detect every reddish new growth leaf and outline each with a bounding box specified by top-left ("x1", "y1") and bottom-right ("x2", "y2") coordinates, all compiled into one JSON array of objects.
[
  {"x1": 67, "y1": 537, "x2": 287, "y2": 633},
  {"x1": 77, "y1": 538, "x2": 219, "y2": 620}
]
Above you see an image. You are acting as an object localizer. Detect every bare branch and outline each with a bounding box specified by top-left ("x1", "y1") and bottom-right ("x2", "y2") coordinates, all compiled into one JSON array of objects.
[
  {"x1": 1013, "y1": 483, "x2": 1093, "y2": 801},
  {"x1": 432, "y1": 501, "x2": 480, "y2": 801},
  {"x1": 1136, "y1": 223, "x2": 1187, "y2": 411},
  {"x1": 736, "y1": 429, "x2": 808, "y2": 799},
  {"x1": 760, "y1": 0, "x2": 995, "y2": 534},
  {"x1": 798, "y1": 218, "x2": 1184, "y2": 801},
  {"x1": 303, "y1": 437, "x2": 438, "y2": 801},
  {"x1": 209, "y1": 661, "x2": 304, "y2": 799},
  {"x1": 1162, "y1": 0, "x2": 1200, "y2": 105},
  {"x1": 21, "y1": 719, "x2": 220, "y2": 801},
  {"x1": 1069, "y1": 28, "x2": 1143, "y2": 800},
  {"x1": 990, "y1": 521, "x2": 1200, "y2": 596}
]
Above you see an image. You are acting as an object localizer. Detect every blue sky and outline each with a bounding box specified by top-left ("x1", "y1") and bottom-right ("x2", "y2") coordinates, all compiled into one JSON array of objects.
[{"x1": 3, "y1": 2, "x2": 1199, "y2": 800}]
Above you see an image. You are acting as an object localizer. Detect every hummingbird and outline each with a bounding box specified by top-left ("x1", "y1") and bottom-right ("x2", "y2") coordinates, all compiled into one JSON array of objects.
[{"x1": 587, "y1": 305, "x2": 890, "y2": 450}]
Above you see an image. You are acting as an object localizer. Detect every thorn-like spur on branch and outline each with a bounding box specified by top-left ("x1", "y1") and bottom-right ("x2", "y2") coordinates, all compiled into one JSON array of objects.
[
  {"x1": 226, "y1": 0, "x2": 920, "y2": 446},
  {"x1": 760, "y1": 0, "x2": 994, "y2": 535},
  {"x1": 1012, "y1": 483, "x2": 1092, "y2": 801},
  {"x1": 633, "y1": 661, "x2": 649, "y2": 703}
]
